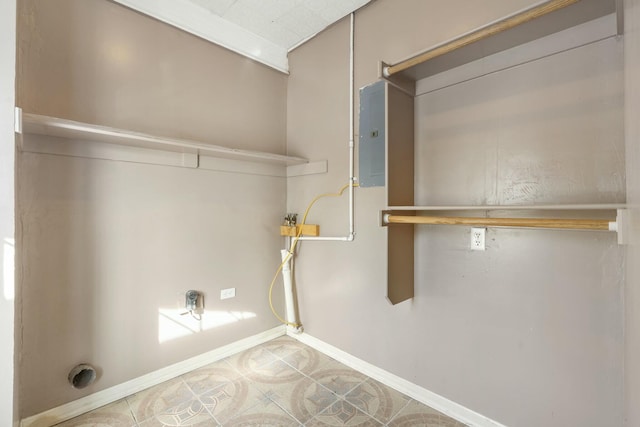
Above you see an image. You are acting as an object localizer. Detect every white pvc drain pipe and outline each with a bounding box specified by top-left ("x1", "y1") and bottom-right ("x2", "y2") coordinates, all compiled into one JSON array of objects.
[{"x1": 280, "y1": 248, "x2": 300, "y2": 332}]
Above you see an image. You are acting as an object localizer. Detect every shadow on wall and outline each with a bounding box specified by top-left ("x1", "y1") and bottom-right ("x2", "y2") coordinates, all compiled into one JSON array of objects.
[{"x1": 158, "y1": 308, "x2": 256, "y2": 343}]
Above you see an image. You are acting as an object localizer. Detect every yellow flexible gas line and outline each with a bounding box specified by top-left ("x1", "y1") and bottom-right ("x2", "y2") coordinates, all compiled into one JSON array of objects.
[{"x1": 268, "y1": 182, "x2": 358, "y2": 328}]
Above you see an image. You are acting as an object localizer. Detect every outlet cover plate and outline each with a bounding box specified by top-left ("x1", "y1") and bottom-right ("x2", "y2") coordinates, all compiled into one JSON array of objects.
[
  {"x1": 471, "y1": 227, "x2": 486, "y2": 251},
  {"x1": 220, "y1": 288, "x2": 236, "y2": 300}
]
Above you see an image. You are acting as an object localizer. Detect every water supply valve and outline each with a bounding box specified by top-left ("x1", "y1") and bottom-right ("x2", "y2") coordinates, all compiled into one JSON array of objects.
[{"x1": 283, "y1": 213, "x2": 297, "y2": 226}]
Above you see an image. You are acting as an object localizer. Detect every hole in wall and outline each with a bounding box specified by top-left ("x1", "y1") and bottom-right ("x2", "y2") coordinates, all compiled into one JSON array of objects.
[{"x1": 68, "y1": 364, "x2": 97, "y2": 389}]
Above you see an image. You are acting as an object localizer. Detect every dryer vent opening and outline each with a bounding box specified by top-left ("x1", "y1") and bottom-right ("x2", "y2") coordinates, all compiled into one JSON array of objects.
[{"x1": 68, "y1": 364, "x2": 96, "y2": 389}]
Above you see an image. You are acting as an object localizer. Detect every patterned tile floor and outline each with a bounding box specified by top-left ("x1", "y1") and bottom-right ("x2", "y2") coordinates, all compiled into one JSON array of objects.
[{"x1": 54, "y1": 336, "x2": 467, "y2": 427}]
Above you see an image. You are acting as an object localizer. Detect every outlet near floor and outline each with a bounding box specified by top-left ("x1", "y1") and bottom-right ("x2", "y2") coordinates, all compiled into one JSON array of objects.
[{"x1": 470, "y1": 227, "x2": 486, "y2": 251}]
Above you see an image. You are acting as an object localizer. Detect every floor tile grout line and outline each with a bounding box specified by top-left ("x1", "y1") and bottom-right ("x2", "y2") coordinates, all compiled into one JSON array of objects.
[
  {"x1": 123, "y1": 396, "x2": 138, "y2": 426},
  {"x1": 351, "y1": 382, "x2": 416, "y2": 426},
  {"x1": 283, "y1": 349, "x2": 360, "y2": 421},
  {"x1": 308, "y1": 397, "x2": 381, "y2": 426},
  {"x1": 220, "y1": 359, "x2": 315, "y2": 427},
  {"x1": 252, "y1": 366, "x2": 339, "y2": 425},
  {"x1": 262, "y1": 388, "x2": 307, "y2": 425},
  {"x1": 269, "y1": 398, "x2": 307, "y2": 426},
  {"x1": 379, "y1": 396, "x2": 414, "y2": 426},
  {"x1": 280, "y1": 344, "x2": 411, "y2": 426},
  {"x1": 126, "y1": 376, "x2": 201, "y2": 426},
  {"x1": 259, "y1": 340, "x2": 381, "y2": 425},
  {"x1": 306, "y1": 397, "x2": 334, "y2": 423},
  {"x1": 181, "y1": 371, "x2": 215, "y2": 398},
  {"x1": 197, "y1": 392, "x2": 222, "y2": 426},
  {"x1": 242, "y1": 342, "x2": 346, "y2": 426},
  {"x1": 277, "y1": 342, "x2": 434, "y2": 426},
  {"x1": 67, "y1": 337, "x2": 461, "y2": 427},
  {"x1": 276, "y1": 346, "x2": 369, "y2": 396},
  {"x1": 126, "y1": 339, "x2": 292, "y2": 423}
]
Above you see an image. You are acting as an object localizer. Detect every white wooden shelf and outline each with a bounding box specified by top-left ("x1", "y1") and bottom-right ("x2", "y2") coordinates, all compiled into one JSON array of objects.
[
  {"x1": 376, "y1": 0, "x2": 624, "y2": 306},
  {"x1": 19, "y1": 112, "x2": 308, "y2": 166},
  {"x1": 387, "y1": 204, "x2": 626, "y2": 211},
  {"x1": 381, "y1": 0, "x2": 620, "y2": 94}
]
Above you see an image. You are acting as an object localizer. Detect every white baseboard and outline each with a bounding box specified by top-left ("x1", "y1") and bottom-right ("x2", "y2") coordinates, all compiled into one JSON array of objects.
[
  {"x1": 288, "y1": 331, "x2": 506, "y2": 427},
  {"x1": 21, "y1": 326, "x2": 504, "y2": 427},
  {"x1": 21, "y1": 326, "x2": 286, "y2": 427}
]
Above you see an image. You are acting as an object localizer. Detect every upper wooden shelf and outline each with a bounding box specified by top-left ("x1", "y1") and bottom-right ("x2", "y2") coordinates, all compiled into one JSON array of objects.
[
  {"x1": 19, "y1": 112, "x2": 308, "y2": 166},
  {"x1": 387, "y1": 204, "x2": 626, "y2": 211},
  {"x1": 381, "y1": 0, "x2": 619, "y2": 92}
]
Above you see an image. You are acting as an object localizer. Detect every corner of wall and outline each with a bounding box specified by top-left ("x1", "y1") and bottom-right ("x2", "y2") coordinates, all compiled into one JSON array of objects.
[
  {"x1": 624, "y1": 0, "x2": 640, "y2": 424},
  {"x1": 1, "y1": 0, "x2": 17, "y2": 424}
]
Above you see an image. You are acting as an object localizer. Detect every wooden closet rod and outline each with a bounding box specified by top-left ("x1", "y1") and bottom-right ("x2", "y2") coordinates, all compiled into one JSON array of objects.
[
  {"x1": 383, "y1": 0, "x2": 580, "y2": 77},
  {"x1": 384, "y1": 214, "x2": 615, "y2": 231}
]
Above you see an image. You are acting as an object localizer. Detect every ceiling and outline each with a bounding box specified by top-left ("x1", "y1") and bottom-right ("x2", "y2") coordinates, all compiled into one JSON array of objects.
[{"x1": 112, "y1": 0, "x2": 372, "y2": 73}]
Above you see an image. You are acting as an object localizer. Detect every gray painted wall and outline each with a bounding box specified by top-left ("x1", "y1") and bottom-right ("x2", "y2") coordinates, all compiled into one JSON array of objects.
[
  {"x1": 17, "y1": 0, "x2": 287, "y2": 153},
  {"x1": 17, "y1": 154, "x2": 286, "y2": 417},
  {"x1": 13, "y1": 0, "x2": 635, "y2": 424},
  {"x1": 625, "y1": 0, "x2": 640, "y2": 425},
  {"x1": 1, "y1": 0, "x2": 16, "y2": 424},
  {"x1": 16, "y1": 0, "x2": 288, "y2": 418},
  {"x1": 287, "y1": 1, "x2": 625, "y2": 426}
]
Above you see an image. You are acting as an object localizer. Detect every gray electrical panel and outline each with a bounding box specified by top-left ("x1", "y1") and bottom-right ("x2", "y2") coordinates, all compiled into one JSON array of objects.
[{"x1": 359, "y1": 81, "x2": 386, "y2": 187}]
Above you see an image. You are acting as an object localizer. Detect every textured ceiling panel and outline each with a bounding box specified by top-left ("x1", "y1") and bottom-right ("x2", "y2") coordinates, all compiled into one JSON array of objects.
[
  {"x1": 193, "y1": 0, "x2": 371, "y2": 49},
  {"x1": 112, "y1": 0, "x2": 371, "y2": 72}
]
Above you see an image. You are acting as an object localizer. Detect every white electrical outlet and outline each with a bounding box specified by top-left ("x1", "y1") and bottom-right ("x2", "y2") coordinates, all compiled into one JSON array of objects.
[
  {"x1": 470, "y1": 227, "x2": 486, "y2": 251},
  {"x1": 220, "y1": 288, "x2": 236, "y2": 300}
]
